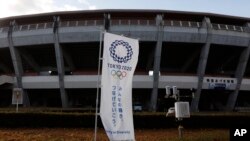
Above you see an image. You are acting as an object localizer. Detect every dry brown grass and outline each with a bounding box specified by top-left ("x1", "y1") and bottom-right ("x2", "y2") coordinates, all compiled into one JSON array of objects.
[{"x1": 0, "y1": 128, "x2": 228, "y2": 141}]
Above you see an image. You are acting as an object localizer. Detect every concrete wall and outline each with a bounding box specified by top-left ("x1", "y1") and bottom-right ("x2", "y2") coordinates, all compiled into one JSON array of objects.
[
  {"x1": 0, "y1": 23, "x2": 249, "y2": 48},
  {"x1": 15, "y1": 75, "x2": 244, "y2": 90}
]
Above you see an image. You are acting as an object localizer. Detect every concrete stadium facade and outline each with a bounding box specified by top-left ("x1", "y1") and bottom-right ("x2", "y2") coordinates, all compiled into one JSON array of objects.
[{"x1": 0, "y1": 10, "x2": 250, "y2": 112}]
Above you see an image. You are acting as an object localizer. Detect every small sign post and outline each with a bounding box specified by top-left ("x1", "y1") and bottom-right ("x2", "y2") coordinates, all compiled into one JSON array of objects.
[
  {"x1": 12, "y1": 88, "x2": 23, "y2": 113},
  {"x1": 175, "y1": 102, "x2": 190, "y2": 139},
  {"x1": 165, "y1": 86, "x2": 191, "y2": 140}
]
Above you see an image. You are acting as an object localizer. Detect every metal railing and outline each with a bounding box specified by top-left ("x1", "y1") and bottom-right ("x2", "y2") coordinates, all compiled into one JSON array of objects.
[
  {"x1": 211, "y1": 23, "x2": 245, "y2": 32},
  {"x1": 15, "y1": 22, "x2": 54, "y2": 31},
  {"x1": 110, "y1": 19, "x2": 156, "y2": 26},
  {"x1": 0, "y1": 19, "x2": 249, "y2": 33},
  {"x1": 164, "y1": 20, "x2": 202, "y2": 28},
  {"x1": 0, "y1": 20, "x2": 104, "y2": 32}
]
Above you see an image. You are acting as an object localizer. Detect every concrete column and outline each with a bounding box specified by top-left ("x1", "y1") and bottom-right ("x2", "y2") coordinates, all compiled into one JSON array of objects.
[
  {"x1": 226, "y1": 23, "x2": 250, "y2": 111},
  {"x1": 191, "y1": 17, "x2": 212, "y2": 112},
  {"x1": 150, "y1": 15, "x2": 164, "y2": 112},
  {"x1": 8, "y1": 20, "x2": 30, "y2": 106},
  {"x1": 53, "y1": 16, "x2": 68, "y2": 108},
  {"x1": 104, "y1": 13, "x2": 110, "y2": 31}
]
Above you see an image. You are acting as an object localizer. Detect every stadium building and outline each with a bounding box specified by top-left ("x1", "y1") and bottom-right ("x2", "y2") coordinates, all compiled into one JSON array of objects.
[{"x1": 0, "y1": 10, "x2": 249, "y2": 112}]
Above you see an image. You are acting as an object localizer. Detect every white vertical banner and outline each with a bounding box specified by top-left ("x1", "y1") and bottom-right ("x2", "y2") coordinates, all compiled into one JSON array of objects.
[{"x1": 100, "y1": 32, "x2": 139, "y2": 141}]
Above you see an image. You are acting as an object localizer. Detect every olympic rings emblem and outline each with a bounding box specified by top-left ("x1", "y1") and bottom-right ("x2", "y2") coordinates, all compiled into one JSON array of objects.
[{"x1": 111, "y1": 70, "x2": 127, "y2": 80}]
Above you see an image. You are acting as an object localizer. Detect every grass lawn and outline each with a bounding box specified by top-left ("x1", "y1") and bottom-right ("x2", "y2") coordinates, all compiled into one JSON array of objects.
[{"x1": 0, "y1": 128, "x2": 229, "y2": 141}]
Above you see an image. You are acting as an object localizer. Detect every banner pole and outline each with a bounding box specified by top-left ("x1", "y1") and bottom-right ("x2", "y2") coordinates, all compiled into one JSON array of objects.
[
  {"x1": 94, "y1": 27, "x2": 104, "y2": 141},
  {"x1": 16, "y1": 92, "x2": 19, "y2": 113},
  {"x1": 16, "y1": 96, "x2": 18, "y2": 113}
]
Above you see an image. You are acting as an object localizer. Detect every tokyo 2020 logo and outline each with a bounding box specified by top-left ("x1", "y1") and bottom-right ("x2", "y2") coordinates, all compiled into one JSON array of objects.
[{"x1": 109, "y1": 40, "x2": 133, "y2": 63}]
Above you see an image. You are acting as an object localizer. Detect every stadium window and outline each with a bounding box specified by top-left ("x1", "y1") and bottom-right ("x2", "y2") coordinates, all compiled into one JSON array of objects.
[
  {"x1": 231, "y1": 80, "x2": 234, "y2": 83},
  {"x1": 207, "y1": 79, "x2": 210, "y2": 82},
  {"x1": 227, "y1": 80, "x2": 230, "y2": 83},
  {"x1": 211, "y1": 79, "x2": 214, "y2": 82}
]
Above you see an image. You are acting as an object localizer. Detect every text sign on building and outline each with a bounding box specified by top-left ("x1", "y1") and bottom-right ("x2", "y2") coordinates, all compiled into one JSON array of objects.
[{"x1": 209, "y1": 83, "x2": 230, "y2": 90}]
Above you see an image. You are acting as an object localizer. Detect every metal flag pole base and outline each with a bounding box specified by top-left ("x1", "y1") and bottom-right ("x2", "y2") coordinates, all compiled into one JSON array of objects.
[
  {"x1": 177, "y1": 118, "x2": 183, "y2": 140},
  {"x1": 16, "y1": 99, "x2": 18, "y2": 113},
  {"x1": 178, "y1": 125, "x2": 183, "y2": 139}
]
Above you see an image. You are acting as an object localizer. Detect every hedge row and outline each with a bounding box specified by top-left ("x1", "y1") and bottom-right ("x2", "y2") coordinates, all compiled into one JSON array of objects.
[{"x1": 0, "y1": 112, "x2": 249, "y2": 128}]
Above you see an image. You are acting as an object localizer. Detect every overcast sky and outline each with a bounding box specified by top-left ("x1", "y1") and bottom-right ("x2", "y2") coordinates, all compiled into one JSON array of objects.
[{"x1": 0, "y1": 0, "x2": 249, "y2": 18}]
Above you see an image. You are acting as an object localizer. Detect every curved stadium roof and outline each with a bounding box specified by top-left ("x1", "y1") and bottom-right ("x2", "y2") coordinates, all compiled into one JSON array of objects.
[{"x1": 0, "y1": 9, "x2": 249, "y2": 26}]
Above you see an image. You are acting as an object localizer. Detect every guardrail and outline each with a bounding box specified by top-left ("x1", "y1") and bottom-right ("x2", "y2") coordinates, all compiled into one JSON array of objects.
[
  {"x1": 110, "y1": 19, "x2": 156, "y2": 26},
  {"x1": 0, "y1": 19, "x2": 249, "y2": 33},
  {"x1": 164, "y1": 20, "x2": 202, "y2": 28},
  {"x1": 211, "y1": 23, "x2": 245, "y2": 32}
]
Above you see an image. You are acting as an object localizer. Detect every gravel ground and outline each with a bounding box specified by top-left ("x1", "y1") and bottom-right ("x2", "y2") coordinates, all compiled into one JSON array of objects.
[{"x1": 0, "y1": 128, "x2": 229, "y2": 141}]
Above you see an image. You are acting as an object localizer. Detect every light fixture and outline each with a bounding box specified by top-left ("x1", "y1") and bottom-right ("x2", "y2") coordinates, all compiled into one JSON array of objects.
[
  {"x1": 148, "y1": 70, "x2": 153, "y2": 76},
  {"x1": 148, "y1": 70, "x2": 161, "y2": 76}
]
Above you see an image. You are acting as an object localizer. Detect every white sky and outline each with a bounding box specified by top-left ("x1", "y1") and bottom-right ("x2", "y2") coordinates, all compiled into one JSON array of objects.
[{"x1": 0, "y1": 0, "x2": 249, "y2": 18}]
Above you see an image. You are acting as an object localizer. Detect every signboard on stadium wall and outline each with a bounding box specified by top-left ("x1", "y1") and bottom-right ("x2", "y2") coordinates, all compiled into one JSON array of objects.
[{"x1": 208, "y1": 83, "x2": 230, "y2": 90}]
